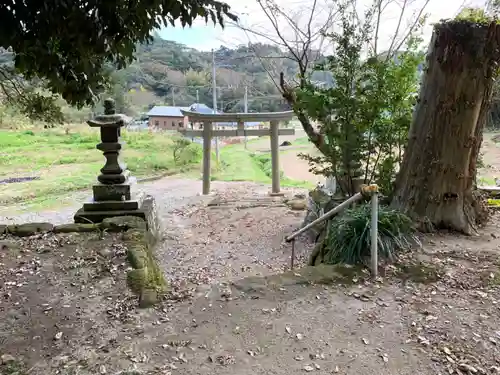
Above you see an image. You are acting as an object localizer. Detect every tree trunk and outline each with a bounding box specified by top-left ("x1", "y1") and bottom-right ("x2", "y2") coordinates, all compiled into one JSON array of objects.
[{"x1": 391, "y1": 20, "x2": 499, "y2": 235}]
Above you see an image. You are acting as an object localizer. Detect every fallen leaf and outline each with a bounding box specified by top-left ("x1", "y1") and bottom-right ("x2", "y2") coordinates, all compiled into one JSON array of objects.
[
  {"x1": 442, "y1": 347, "x2": 452, "y2": 355},
  {"x1": 54, "y1": 332, "x2": 63, "y2": 340},
  {"x1": 458, "y1": 363, "x2": 477, "y2": 373},
  {"x1": 296, "y1": 333, "x2": 304, "y2": 340},
  {"x1": 362, "y1": 338, "x2": 369, "y2": 345},
  {"x1": 285, "y1": 326, "x2": 291, "y2": 334},
  {"x1": 303, "y1": 365, "x2": 314, "y2": 372}
]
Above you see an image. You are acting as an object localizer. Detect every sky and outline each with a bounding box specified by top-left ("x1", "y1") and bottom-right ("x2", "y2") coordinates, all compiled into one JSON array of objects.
[
  {"x1": 159, "y1": 0, "x2": 483, "y2": 52},
  {"x1": 160, "y1": 0, "x2": 482, "y2": 51}
]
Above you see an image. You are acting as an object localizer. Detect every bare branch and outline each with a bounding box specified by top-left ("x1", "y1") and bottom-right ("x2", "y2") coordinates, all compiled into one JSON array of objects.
[{"x1": 387, "y1": 0, "x2": 431, "y2": 57}]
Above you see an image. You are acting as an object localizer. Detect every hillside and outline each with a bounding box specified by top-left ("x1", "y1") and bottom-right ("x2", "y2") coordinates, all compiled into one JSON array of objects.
[
  {"x1": 0, "y1": 36, "x2": 297, "y2": 123},
  {"x1": 109, "y1": 34, "x2": 297, "y2": 116},
  {"x1": 0, "y1": 35, "x2": 429, "y2": 123}
]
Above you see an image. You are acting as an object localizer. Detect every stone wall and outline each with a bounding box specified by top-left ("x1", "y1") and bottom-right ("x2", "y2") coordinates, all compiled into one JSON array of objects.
[{"x1": 1, "y1": 195, "x2": 165, "y2": 308}]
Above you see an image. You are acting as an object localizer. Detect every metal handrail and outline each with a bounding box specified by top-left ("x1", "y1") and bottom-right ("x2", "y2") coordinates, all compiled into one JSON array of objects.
[
  {"x1": 286, "y1": 184, "x2": 379, "y2": 277},
  {"x1": 285, "y1": 192, "x2": 364, "y2": 243}
]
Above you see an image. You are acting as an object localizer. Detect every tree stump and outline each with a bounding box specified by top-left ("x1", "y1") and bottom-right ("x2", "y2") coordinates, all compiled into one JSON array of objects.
[{"x1": 391, "y1": 20, "x2": 499, "y2": 234}]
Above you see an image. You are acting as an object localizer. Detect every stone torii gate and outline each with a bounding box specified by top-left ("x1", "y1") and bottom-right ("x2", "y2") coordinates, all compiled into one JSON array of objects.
[{"x1": 180, "y1": 110, "x2": 295, "y2": 195}]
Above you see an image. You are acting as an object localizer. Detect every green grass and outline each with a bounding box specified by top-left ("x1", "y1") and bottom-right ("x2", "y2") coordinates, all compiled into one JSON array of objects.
[
  {"x1": 293, "y1": 136, "x2": 312, "y2": 146},
  {"x1": 0, "y1": 129, "x2": 201, "y2": 207},
  {"x1": 0, "y1": 129, "x2": 313, "y2": 212},
  {"x1": 213, "y1": 144, "x2": 313, "y2": 188},
  {"x1": 478, "y1": 176, "x2": 496, "y2": 186}
]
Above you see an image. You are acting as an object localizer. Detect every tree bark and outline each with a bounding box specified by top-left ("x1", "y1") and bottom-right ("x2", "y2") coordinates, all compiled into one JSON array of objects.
[{"x1": 391, "y1": 20, "x2": 499, "y2": 235}]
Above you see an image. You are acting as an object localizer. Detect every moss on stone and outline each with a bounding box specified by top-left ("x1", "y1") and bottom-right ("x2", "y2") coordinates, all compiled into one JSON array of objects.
[
  {"x1": 232, "y1": 264, "x2": 364, "y2": 293},
  {"x1": 122, "y1": 228, "x2": 167, "y2": 299},
  {"x1": 53, "y1": 223, "x2": 100, "y2": 233},
  {"x1": 122, "y1": 229, "x2": 146, "y2": 242},
  {"x1": 127, "y1": 268, "x2": 148, "y2": 294},
  {"x1": 7, "y1": 222, "x2": 54, "y2": 237},
  {"x1": 127, "y1": 244, "x2": 148, "y2": 269},
  {"x1": 102, "y1": 216, "x2": 147, "y2": 232}
]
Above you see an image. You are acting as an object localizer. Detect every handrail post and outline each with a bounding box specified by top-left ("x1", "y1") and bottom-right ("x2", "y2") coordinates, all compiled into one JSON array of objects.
[
  {"x1": 370, "y1": 186, "x2": 379, "y2": 278},
  {"x1": 202, "y1": 121, "x2": 212, "y2": 195}
]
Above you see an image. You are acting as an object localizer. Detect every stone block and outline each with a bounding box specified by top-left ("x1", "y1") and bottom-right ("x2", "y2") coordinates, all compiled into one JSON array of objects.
[
  {"x1": 53, "y1": 223, "x2": 100, "y2": 233},
  {"x1": 141, "y1": 195, "x2": 162, "y2": 245},
  {"x1": 92, "y1": 182, "x2": 131, "y2": 201},
  {"x1": 139, "y1": 289, "x2": 159, "y2": 308},
  {"x1": 74, "y1": 208, "x2": 146, "y2": 225},
  {"x1": 126, "y1": 268, "x2": 148, "y2": 294},
  {"x1": 101, "y1": 216, "x2": 147, "y2": 231},
  {"x1": 83, "y1": 199, "x2": 140, "y2": 212},
  {"x1": 73, "y1": 192, "x2": 158, "y2": 228},
  {"x1": 7, "y1": 222, "x2": 54, "y2": 237}
]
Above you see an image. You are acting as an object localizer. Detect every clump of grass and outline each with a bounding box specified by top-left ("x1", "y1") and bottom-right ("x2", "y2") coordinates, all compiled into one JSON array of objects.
[{"x1": 323, "y1": 203, "x2": 419, "y2": 265}]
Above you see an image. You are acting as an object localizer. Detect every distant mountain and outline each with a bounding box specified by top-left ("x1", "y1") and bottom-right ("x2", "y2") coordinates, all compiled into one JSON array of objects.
[{"x1": 114, "y1": 35, "x2": 298, "y2": 114}]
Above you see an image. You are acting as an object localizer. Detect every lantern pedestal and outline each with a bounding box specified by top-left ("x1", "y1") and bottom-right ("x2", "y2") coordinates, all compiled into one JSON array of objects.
[{"x1": 73, "y1": 99, "x2": 148, "y2": 224}]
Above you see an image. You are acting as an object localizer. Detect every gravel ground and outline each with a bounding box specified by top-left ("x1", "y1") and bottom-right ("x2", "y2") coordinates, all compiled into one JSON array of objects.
[
  {"x1": 1, "y1": 177, "x2": 500, "y2": 375},
  {"x1": 156, "y1": 181, "x2": 313, "y2": 290},
  {"x1": 0, "y1": 176, "x2": 313, "y2": 287},
  {"x1": 0, "y1": 178, "x2": 235, "y2": 225}
]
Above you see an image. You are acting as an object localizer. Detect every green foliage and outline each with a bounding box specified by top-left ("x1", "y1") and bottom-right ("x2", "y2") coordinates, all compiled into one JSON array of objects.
[
  {"x1": 0, "y1": 0, "x2": 236, "y2": 116},
  {"x1": 120, "y1": 39, "x2": 294, "y2": 113},
  {"x1": 455, "y1": 7, "x2": 494, "y2": 23},
  {"x1": 171, "y1": 137, "x2": 202, "y2": 165},
  {"x1": 324, "y1": 203, "x2": 419, "y2": 265},
  {"x1": 295, "y1": 2, "x2": 424, "y2": 196},
  {"x1": 251, "y1": 153, "x2": 283, "y2": 179},
  {"x1": 0, "y1": 129, "x2": 200, "y2": 206},
  {"x1": 0, "y1": 36, "x2": 296, "y2": 124}
]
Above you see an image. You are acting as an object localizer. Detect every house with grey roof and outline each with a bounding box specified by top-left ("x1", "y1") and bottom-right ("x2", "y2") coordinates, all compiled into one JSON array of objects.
[
  {"x1": 147, "y1": 103, "x2": 262, "y2": 131},
  {"x1": 147, "y1": 105, "x2": 191, "y2": 130}
]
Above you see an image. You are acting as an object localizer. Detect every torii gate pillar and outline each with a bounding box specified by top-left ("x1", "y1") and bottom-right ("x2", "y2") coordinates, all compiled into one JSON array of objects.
[{"x1": 180, "y1": 110, "x2": 295, "y2": 195}]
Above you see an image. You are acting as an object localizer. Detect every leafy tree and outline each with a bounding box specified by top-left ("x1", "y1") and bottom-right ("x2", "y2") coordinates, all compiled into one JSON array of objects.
[
  {"x1": 0, "y1": 0, "x2": 236, "y2": 120},
  {"x1": 293, "y1": 2, "x2": 424, "y2": 197}
]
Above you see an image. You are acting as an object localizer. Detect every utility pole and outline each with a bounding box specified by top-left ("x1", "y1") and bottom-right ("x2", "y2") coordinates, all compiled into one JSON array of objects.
[
  {"x1": 212, "y1": 49, "x2": 219, "y2": 164},
  {"x1": 196, "y1": 89, "x2": 199, "y2": 103},
  {"x1": 172, "y1": 87, "x2": 176, "y2": 106},
  {"x1": 244, "y1": 85, "x2": 248, "y2": 113},
  {"x1": 244, "y1": 85, "x2": 248, "y2": 149}
]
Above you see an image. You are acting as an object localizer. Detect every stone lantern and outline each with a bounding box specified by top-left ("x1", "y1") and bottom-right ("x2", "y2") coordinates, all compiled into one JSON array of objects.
[{"x1": 74, "y1": 99, "x2": 146, "y2": 223}]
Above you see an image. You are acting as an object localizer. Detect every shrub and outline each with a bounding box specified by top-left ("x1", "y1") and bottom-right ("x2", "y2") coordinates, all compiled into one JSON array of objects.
[
  {"x1": 171, "y1": 137, "x2": 202, "y2": 166},
  {"x1": 178, "y1": 142, "x2": 202, "y2": 165},
  {"x1": 323, "y1": 203, "x2": 419, "y2": 265},
  {"x1": 251, "y1": 153, "x2": 284, "y2": 179}
]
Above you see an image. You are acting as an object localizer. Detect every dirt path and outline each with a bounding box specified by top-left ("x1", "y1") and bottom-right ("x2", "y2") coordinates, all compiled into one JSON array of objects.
[
  {"x1": 1, "y1": 176, "x2": 500, "y2": 375},
  {"x1": 1, "y1": 219, "x2": 499, "y2": 375},
  {"x1": 0, "y1": 176, "x2": 314, "y2": 295},
  {"x1": 246, "y1": 130, "x2": 323, "y2": 185},
  {"x1": 280, "y1": 150, "x2": 323, "y2": 184},
  {"x1": 0, "y1": 178, "x2": 268, "y2": 225},
  {"x1": 156, "y1": 183, "x2": 313, "y2": 290}
]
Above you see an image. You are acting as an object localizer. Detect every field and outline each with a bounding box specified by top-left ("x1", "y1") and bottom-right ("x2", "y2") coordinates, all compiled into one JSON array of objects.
[
  {"x1": 2, "y1": 126, "x2": 500, "y2": 214},
  {"x1": 0, "y1": 127, "x2": 314, "y2": 213}
]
